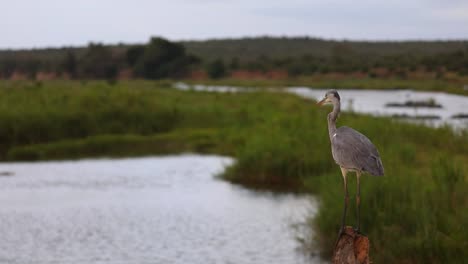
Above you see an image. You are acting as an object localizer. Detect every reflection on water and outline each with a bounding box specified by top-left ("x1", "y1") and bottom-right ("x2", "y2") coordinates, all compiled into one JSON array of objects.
[{"x1": 0, "y1": 155, "x2": 320, "y2": 264}]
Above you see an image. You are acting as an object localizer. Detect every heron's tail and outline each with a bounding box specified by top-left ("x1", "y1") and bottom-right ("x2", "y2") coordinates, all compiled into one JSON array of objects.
[{"x1": 373, "y1": 157, "x2": 384, "y2": 176}]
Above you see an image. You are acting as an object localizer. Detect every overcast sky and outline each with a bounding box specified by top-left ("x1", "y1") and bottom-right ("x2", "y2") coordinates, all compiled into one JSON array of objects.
[{"x1": 2, "y1": 0, "x2": 468, "y2": 49}]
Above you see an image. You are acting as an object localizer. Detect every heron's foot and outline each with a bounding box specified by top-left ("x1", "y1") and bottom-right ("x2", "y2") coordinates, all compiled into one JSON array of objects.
[
  {"x1": 339, "y1": 226, "x2": 345, "y2": 235},
  {"x1": 334, "y1": 226, "x2": 346, "y2": 248}
]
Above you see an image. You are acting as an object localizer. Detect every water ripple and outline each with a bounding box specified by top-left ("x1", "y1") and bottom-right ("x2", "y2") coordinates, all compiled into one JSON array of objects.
[{"x1": 0, "y1": 155, "x2": 321, "y2": 264}]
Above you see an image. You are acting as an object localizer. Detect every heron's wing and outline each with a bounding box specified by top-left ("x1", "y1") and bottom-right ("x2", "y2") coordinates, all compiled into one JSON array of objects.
[{"x1": 331, "y1": 126, "x2": 384, "y2": 176}]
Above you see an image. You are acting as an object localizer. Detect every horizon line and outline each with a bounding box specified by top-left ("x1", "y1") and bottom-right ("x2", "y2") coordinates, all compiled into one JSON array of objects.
[{"x1": 1, "y1": 34, "x2": 468, "y2": 51}]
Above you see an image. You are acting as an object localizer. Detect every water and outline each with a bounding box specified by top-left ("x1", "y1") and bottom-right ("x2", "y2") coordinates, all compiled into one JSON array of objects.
[
  {"x1": 175, "y1": 83, "x2": 468, "y2": 130},
  {"x1": 0, "y1": 155, "x2": 320, "y2": 264},
  {"x1": 288, "y1": 87, "x2": 468, "y2": 129}
]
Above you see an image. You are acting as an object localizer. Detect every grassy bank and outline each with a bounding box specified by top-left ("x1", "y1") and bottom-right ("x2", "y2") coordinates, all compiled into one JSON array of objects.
[{"x1": 0, "y1": 80, "x2": 467, "y2": 263}]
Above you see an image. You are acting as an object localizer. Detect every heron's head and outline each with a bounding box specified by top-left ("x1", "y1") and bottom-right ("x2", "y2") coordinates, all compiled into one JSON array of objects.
[{"x1": 317, "y1": 90, "x2": 340, "y2": 106}]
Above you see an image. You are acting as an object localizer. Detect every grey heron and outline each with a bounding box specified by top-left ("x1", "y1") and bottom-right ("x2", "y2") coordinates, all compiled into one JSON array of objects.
[{"x1": 317, "y1": 90, "x2": 384, "y2": 233}]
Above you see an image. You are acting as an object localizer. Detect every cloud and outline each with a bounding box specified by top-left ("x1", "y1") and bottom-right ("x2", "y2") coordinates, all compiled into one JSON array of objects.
[
  {"x1": 0, "y1": 0, "x2": 467, "y2": 48},
  {"x1": 430, "y1": 6, "x2": 468, "y2": 22}
]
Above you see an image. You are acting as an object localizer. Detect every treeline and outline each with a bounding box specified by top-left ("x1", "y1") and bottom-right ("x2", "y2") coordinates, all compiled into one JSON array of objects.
[
  {"x1": 1, "y1": 36, "x2": 468, "y2": 80},
  {"x1": 0, "y1": 37, "x2": 199, "y2": 80},
  {"x1": 183, "y1": 37, "x2": 468, "y2": 77},
  {"x1": 218, "y1": 45, "x2": 468, "y2": 77}
]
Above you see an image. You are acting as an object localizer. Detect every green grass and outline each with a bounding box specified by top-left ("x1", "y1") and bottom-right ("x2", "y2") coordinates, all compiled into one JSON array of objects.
[
  {"x1": 7, "y1": 130, "x2": 223, "y2": 160},
  {"x1": 0, "y1": 80, "x2": 467, "y2": 263}
]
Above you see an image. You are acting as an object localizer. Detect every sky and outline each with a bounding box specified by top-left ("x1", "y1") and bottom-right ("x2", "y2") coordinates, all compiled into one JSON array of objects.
[{"x1": 1, "y1": 0, "x2": 468, "y2": 49}]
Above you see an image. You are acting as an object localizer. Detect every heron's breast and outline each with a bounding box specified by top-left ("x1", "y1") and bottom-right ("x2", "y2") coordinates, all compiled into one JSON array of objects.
[{"x1": 331, "y1": 144, "x2": 355, "y2": 170}]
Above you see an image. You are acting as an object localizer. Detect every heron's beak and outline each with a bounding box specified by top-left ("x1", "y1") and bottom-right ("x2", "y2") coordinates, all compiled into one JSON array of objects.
[{"x1": 317, "y1": 98, "x2": 327, "y2": 106}]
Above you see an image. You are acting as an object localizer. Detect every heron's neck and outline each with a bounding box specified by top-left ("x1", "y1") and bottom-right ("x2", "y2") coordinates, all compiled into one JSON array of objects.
[{"x1": 327, "y1": 101, "x2": 340, "y2": 140}]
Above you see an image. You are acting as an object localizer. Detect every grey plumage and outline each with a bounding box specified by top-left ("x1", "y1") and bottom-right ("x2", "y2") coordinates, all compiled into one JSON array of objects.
[
  {"x1": 331, "y1": 126, "x2": 384, "y2": 176},
  {"x1": 317, "y1": 89, "x2": 384, "y2": 233}
]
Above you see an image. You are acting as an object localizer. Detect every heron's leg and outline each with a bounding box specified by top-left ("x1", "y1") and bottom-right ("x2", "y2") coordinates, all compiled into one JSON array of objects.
[
  {"x1": 356, "y1": 172, "x2": 361, "y2": 232},
  {"x1": 334, "y1": 168, "x2": 349, "y2": 248},
  {"x1": 339, "y1": 167, "x2": 349, "y2": 233}
]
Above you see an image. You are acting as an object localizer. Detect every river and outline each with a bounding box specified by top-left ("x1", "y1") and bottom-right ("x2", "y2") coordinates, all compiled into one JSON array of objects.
[
  {"x1": 0, "y1": 155, "x2": 321, "y2": 264},
  {"x1": 288, "y1": 87, "x2": 468, "y2": 130}
]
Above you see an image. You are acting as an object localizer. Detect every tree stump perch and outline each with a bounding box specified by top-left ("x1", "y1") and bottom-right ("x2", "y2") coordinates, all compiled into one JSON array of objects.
[{"x1": 332, "y1": 226, "x2": 370, "y2": 264}]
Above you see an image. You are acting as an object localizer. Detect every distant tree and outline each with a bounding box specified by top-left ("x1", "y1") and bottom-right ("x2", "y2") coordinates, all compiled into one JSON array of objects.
[
  {"x1": 229, "y1": 57, "x2": 240, "y2": 70},
  {"x1": 368, "y1": 71, "x2": 378, "y2": 78},
  {"x1": 22, "y1": 59, "x2": 41, "y2": 79},
  {"x1": 126, "y1": 45, "x2": 145, "y2": 67},
  {"x1": 358, "y1": 66, "x2": 367, "y2": 73},
  {"x1": 79, "y1": 43, "x2": 117, "y2": 80},
  {"x1": 395, "y1": 69, "x2": 408, "y2": 79},
  {"x1": 435, "y1": 70, "x2": 444, "y2": 79},
  {"x1": 133, "y1": 37, "x2": 194, "y2": 79},
  {"x1": 186, "y1": 54, "x2": 201, "y2": 65},
  {"x1": 318, "y1": 65, "x2": 330, "y2": 74},
  {"x1": 462, "y1": 50, "x2": 468, "y2": 75},
  {"x1": 206, "y1": 59, "x2": 226, "y2": 79},
  {"x1": 331, "y1": 43, "x2": 357, "y2": 72},
  {"x1": 299, "y1": 54, "x2": 319, "y2": 74},
  {"x1": 60, "y1": 51, "x2": 77, "y2": 78},
  {"x1": 0, "y1": 59, "x2": 16, "y2": 79},
  {"x1": 287, "y1": 61, "x2": 303, "y2": 76}
]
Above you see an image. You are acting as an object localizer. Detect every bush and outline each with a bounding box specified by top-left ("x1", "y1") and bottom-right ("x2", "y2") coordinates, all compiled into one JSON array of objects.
[{"x1": 206, "y1": 59, "x2": 226, "y2": 79}]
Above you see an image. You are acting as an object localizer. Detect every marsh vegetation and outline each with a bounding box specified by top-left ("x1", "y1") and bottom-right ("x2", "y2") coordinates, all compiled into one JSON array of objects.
[{"x1": 0, "y1": 80, "x2": 466, "y2": 263}]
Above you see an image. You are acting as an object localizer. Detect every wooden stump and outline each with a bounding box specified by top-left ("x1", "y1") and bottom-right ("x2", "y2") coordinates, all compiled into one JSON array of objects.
[{"x1": 332, "y1": 226, "x2": 370, "y2": 264}]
